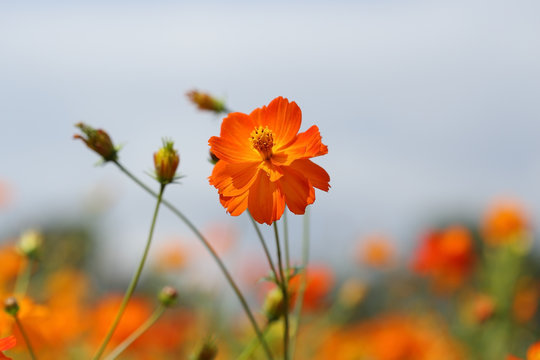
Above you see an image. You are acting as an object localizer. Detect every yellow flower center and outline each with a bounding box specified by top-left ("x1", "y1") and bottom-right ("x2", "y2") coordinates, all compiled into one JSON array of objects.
[{"x1": 250, "y1": 126, "x2": 274, "y2": 160}]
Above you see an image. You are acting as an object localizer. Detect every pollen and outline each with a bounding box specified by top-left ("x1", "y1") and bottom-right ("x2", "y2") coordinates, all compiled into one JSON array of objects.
[{"x1": 250, "y1": 126, "x2": 274, "y2": 160}]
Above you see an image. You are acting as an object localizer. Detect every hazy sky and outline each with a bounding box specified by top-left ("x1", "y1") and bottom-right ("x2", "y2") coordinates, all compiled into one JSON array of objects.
[{"x1": 1, "y1": 0, "x2": 540, "y2": 271}]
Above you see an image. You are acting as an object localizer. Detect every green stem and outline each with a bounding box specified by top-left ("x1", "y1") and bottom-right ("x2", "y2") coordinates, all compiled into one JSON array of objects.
[
  {"x1": 104, "y1": 305, "x2": 166, "y2": 360},
  {"x1": 14, "y1": 259, "x2": 33, "y2": 298},
  {"x1": 290, "y1": 208, "x2": 310, "y2": 358},
  {"x1": 236, "y1": 323, "x2": 271, "y2": 360},
  {"x1": 283, "y1": 210, "x2": 290, "y2": 271},
  {"x1": 112, "y1": 161, "x2": 273, "y2": 360},
  {"x1": 15, "y1": 315, "x2": 38, "y2": 360},
  {"x1": 92, "y1": 184, "x2": 165, "y2": 360},
  {"x1": 273, "y1": 222, "x2": 289, "y2": 360},
  {"x1": 248, "y1": 212, "x2": 279, "y2": 284}
]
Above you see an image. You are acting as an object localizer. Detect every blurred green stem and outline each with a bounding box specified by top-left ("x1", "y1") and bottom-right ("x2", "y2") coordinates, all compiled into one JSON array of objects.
[
  {"x1": 15, "y1": 315, "x2": 38, "y2": 360},
  {"x1": 92, "y1": 184, "x2": 165, "y2": 360},
  {"x1": 480, "y1": 245, "x2": 523, "y2": 360},
  {"x1": 274, "y1": 222, "x2": 290, "y2": 360},
  {"x1": 104, "y1": 305, "x2": 166, "y2": 360},
  {"x1": 248, "y1": 212, "x2": 279, "y2": 284},
  {"x1": 290, "y1": 208, "x2": 310, "y2": 358},
  {"x1": 14, "y1": 259, "x2": 33, "y2": 298},
  {"x1": 113, "y1": 160, "x2": 273, "y2": 360},
  {"x1": 283, "y1": 210, "x2": 290, "y2": 271}
]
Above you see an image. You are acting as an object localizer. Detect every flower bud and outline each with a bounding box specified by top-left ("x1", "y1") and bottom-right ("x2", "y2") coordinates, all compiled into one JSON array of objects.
[
  {"x1": 18, "y1": 229, "x2": 43, "y2": 261},
  {"x1": 263, "y1": 287, "x2": 285, "y2": 323},
  {"x1": 4, "y1": 297, "x2": 19, "y2": 316},
  {"x1": 158, "y1": 286, "x2": 178, "y2": 307},
  {"x1": 74, "y1": 123, "x2": 118, "y2": 162},
  {"x1": 191, "y1": 338, "x2": 218, "y2": 360},
  {"x1": 73, "y1": 123, "x2": 118, "y2": 161},
  {"x1": 186, "y1": 90, "x2": 227, "y2": 114},
  {"x1": 154, "y1": 140, "x2": 180, "y2": 185},
  {"x1": 208, "y1": 150, "x2": 219, "y2": 165}
]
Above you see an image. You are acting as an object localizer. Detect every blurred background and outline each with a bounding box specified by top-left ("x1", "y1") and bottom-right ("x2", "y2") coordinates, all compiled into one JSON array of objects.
[
  {"x1": 1, "y1": 1, "x2": 540, "y2": 358},
  {"x1": 2, "y1": 0, "x2": 540, "y2": 261}
]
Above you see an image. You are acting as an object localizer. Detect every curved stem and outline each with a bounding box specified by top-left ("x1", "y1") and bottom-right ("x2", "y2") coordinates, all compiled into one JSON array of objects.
[
  {"x1": 290, "y1": 208, "x2": 310, "y2": 358},
  {"x1": 283, "y1": 210, "x2": 290, "y2": 271},
  {"x1": 105, "y1": 305, "x2": 166, "y2": 360},
  {"x1": 112, "y1": 161, "x2": 273, "y2": 360},
  {"x1": 273, "y1": 223, "x2": 289, "y2": 360},
  {"x1": 248, "y1": 212, "x2": 279, "y2": 284},
  {"x1": 14, "y1": 315, "x2": 37, "y2": 360},
  {"x1": 92, "y1": 184, "x2": 165, "y2": 360}
]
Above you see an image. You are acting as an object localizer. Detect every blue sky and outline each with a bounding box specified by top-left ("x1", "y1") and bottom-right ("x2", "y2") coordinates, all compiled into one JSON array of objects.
[{"x1": 1, "y1": 0, "x2": 539, "y2": 271}]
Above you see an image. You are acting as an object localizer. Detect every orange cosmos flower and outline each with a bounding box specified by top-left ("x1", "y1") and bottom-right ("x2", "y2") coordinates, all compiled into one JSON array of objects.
[
  {"x1": 482, "y1": 199, "x2": 530, "y2": 247},
  {"x1": 357, "y1": 233, "x2": 394, "y2": 268},
  {"x1": 412, "y1": 225, "x2": 475, "y2": 292},
  {"x1": 209, "y1": 97, "x2": 330, "y2": 225}
]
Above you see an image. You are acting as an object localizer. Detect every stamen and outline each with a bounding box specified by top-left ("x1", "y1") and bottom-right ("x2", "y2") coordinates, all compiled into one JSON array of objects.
[{"x1": 250, "y1": 126, "x2": 274, "y2": 160}]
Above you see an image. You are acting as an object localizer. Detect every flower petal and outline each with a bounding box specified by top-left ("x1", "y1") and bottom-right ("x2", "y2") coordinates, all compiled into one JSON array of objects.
[
  {"x1": 220, "y1": 192, "x2": 249, "y2": 216},
  {"x1": 209, "y1": 137, "x2": 260, "y2": 163},
  {"x1": 248, "y1": 171, "x2": 285, "y2": 225},
  {"x1": 210, "y1": 112, "x2": 259, "y2": 162},
  {"x1": 210, "y1": 161, "x2": 259, "y2": 196},
  {"x1": 289, "y1": 159, "x2": 330, "y2": 191},
  {"x1": 249, "y1": 97, "x2": 302, "y2": 148},
  {"x1": 258, "y1": 160, "x2": 284, "y2": 182},
  {"x1": 280, "y1": 166, "x2": 315, "y2": 215},
  {"x1": 0, "y1": 336, "x2": 15, "y2": 352},
  {"x1": 274, "y1": 125, "x2": 328, "y2": 165}
]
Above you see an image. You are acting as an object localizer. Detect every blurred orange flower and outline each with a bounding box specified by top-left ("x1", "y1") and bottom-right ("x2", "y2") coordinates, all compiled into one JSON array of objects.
[
  {"x1": 0, "y1": 297, "x2": 51, "y2": 351},
  {"x1": 412, "y1": 226, "x2": 475, "y2": 291},
  {"x1": 316, "y1": 314, "x2": 465, "y2": 360},
  {"x1": 513, "y1": 279, "x2": 540, "y2": 324},
  {"x1": 209, "y1": 96, "x2": 330, "y2": 225},
  {"x1": 289, "y1": 265, "x2": 335, "y2": 311},
  {"x1": 528, "y1": 342, "x2": 540, "y2": 360},
  {"x1": 154, "y1": 241, "x2": 188, "y2": 271},
  {"x1": 91, "y1": 295, "x2": 152, "y2": 350},
  {"x1": 482, "y1": 200, "x2": 530, "y2": 246},
  {"x1": 0, "y1": 243, "x2": 24, "y2": 287},
  {"x1": 91, "y1": 295, "x2": 192, "y2": 358},
  {"x1": 357, "y1": 234, "x2": 394, "y2": 268}
]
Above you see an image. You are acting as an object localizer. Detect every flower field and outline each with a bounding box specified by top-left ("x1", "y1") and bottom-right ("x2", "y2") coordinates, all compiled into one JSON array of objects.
[{"x1": 1, "y1": 93, "x2": 539, "y2": 360}]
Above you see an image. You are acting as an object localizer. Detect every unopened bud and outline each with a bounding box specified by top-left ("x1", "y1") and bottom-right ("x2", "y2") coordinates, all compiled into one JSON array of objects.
[
  {"x1": 208, "y1": 150, "x2": 219, "y2": 165},
  {"x1": 191, "y1": 338, "x2": 218, "y2": 360},
  {"x1": 186, "y1": 90, "x2": 227, "y2": 114},
  {"x1": 158, "y1": 286, "x2": 178, "y2": 307},
  {"x1": 4, "y1": 297, "x2": 19, "y2": 316},
  {"x1": 154, "y1": 139, "x2": 180, "y2": 185},
  {"x1": 263, "y1": 287, "x2": 285, "y2": 323},
  {"x1": 18, "y1": 229, "x2": 43, "y2": 260},
  {"x1": 74, "y1": 123, "x2": 118, "y2": 162}
]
